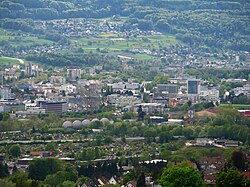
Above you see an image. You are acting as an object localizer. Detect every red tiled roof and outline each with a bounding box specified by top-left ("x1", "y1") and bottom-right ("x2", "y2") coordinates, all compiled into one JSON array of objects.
[
  {"x1": 127, "y1": 180, "x2": 137, "y2": 187},
  {"x1": 175, "y1": 161, "x2": 197, "y2": 168},
  {"x1": 199, "y1": 157, "x2": 226, "y2": 165},
  {"x1": 204, "y1": 174, "x2": 215, "y2": 181},
  {"x1": 242, "y1": 172, "x2": 250, "y2": 179},
  {"x1": 30, "y1": 151, "x2": 42, "y2": 155}
]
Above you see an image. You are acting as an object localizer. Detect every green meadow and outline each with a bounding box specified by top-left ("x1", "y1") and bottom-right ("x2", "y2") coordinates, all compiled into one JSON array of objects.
[
  {"x1": 219, "y1": 104, "x2": 250, "y2": 110},
  {"x1": 0, "y1": 57, "x2": 21, "y2": 65}
]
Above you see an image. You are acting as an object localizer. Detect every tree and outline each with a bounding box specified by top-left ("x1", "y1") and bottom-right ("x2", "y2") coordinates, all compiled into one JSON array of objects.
[
  {"x1": 61, "y1": 180, "x2": 76, "y2": 187},
  {"x1": 123, "y1": 170, "x2": 136, "y2": 185},
  {"x1": 45, "y1": 171, "x2": 71, "y2": 186},
  {"x1": 45, "y1": 142, "x2": 57, "y2": 153},
  {"x1": 153, "y1": 74, "x2": 169, "y2": 84},
  {"x1": 187, "y1": 100, "x2": 192, "y2": 108},
  {"x1": 0, "y1": 162, "x2": 9, "y2": 178},
  {"x1": 0, "y1": 113, "x2": 3, "y2": 121},
  {"x1": 215, "y1": 168, "x2": 248, "y2": 187},
  {"x1": 137, "y1": 105, "x2": 145, "y2": 121},
  {"x1": 231, "y1": 151, "x2": 248, "y2": 171},
  {"x1": 104, "y1": 136, "x2": 113, "y2": 144},
  {"x1": 122, "y1": 111, "x2": 134, "y2": 120},
  {"x1": 32, "y1": 126, "x2": 36, "y2": 133},
  {"x1": 9, "y1": 144, "x2": 21, "y2": 158},
  {"x1": 77, "y1": 176, "x2": 89, "y2": 186},
  {"x1": 0, "y1": 179, "x2": 15, "y2": 187},
  {"x1": 28, "y1": 158, "x2": 63, "y2": 180},
  {"x1": 246, "y1": 134, "x2": 250, "y2": 146},
  {"x1": 159, "y1": 165, "x2": 204, "y2": 187},
  {"x1": 137, "y1": 172, "x2": 146, "y2": 187},
  {"x1": 9, "y1": 172, "x2": 32, "y2": 187}
]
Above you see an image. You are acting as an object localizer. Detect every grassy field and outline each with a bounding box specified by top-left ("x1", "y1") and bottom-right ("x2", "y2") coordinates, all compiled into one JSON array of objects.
[
  {"x1": 70, "y1": 34, "x2": 182, "y2": 60},
  {"x1": 0, "y1": 57, "x2": 21, "y2": 65},
  {"x1": 72, "y1": 34, "x2": 182, "y2": 49},
  {"x1": 10, "y1": 36, "x2": 53, "y2": 47},
  {"x1": 219, "y1": 104, "x2": 250, "y2": 110},
  {"x1": 0, "y1": 28, "x2": 13, "y2": 41},
  {"x1": 0, "y1": 28, "x2": 53, "y2": 47}
]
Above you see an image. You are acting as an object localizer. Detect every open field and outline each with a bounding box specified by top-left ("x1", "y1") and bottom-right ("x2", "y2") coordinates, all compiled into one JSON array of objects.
[
  {"x1": 73, "y1": 34, "x2": 182, "y2": 51},
  {"x1": 219, "y1": 104, "x2": 250, "y2": 110},
  {"x1": 0, "y1": 56, "x2": 22, "y2": 65},
  {"x1": 70, "y1": 34, "x2": 182, "y2": 60},
  {"x1": 0, "y1": 28, "x2": 53, "y2": 47},
  {"x1": 196, "y1": 110, "x2": 217, "y2": 117},
  {"x1": 10, "y1": 36, "x2": 53, "y2": 47}
]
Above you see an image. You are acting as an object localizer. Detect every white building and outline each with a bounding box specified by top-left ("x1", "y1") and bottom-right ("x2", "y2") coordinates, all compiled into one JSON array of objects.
[
  {"x1": 233, "y1": 83, "x2": 250, "y2": 96},
  {"x1": 112, "y1": 82, "x2": 140, "y2": 92},
  {"x1": 200, "y1": 86, "x2": 220, "y2": 101},
  {"x1": 112, "y1": 82, "x2": 125, "y2": 91},
  {"x1": 0, "y1": 71, "x2": 3, "y2": 86},
  {"x1": 60, "y1": 84, "x2": 76, "y2": 94},
  {"x1": 0, "y1": 87, "x2": 12, "y2": 100},
  {"x1": 50, "y1": 76, "x2": 66, "y2": 84},
  {"x1": 107, "y1": 94, "x2": 141, "y2": 107},
  {"x1": 67, "y1": 67, "x2": 81, "y2": 81},
  {"x1": 134, "y1": 103, "x2": 165, "y2": 114},
  {"x1": 125, "y1": 82, "x2": 140, "y2": 90},
  {"x1": 25, "y1": 63, "x2": 32, "y2": 76}
]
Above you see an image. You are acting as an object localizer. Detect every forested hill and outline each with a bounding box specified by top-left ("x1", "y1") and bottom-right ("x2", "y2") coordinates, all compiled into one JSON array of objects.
[{"x1": 0, "y1": 0, "x2": 249, "y2": 51}]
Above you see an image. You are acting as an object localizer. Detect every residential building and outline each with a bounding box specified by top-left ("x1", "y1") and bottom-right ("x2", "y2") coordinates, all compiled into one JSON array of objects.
[
  {"x1": 233, "y1": 83, "x2": 250, "y2": 97},
  {"x1": 0, "y1": 71, "x2": 3, "y2": 86},
  {"x1": 0, "y1": 100, "x2": 25, "y2": 112},
  {"x1": 50, "y1": 76, "x2": 66, "y2": 84},
  {"x1": 25, "y1": 63, "x2": 32, "y2": 76},
  {"x1": 107, "y1": 94, "x2": 141, "y2": 107},
  {"x1": 200, "y1": 86, "x2": 220, "y2": 101},
  {"x1": 195, "y1": 138, "x2": 214, "y2": 146},
  {"x1": 82, "y1": 95, "x2": 101, "y2": 110},
  {"x1": 199, "y1": 157, "x2": 226, "y2": 184},
  {"x1": 67, "y1": 66, "x2": 81, "y2": 81},
  {"x1": 112, "y1": 82, "x2": 125, "y2": 91},
  {"x1": 0, "y1": 87, "x2": 13, "y2": 100},
  {"x1": 111, "y1": 82, "x2": 140, "y2": 92}
]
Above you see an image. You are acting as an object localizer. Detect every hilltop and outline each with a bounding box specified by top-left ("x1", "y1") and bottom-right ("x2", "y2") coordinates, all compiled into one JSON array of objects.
[{"x1": 0, "y1": 0, "x2": 249, "y2": 52}]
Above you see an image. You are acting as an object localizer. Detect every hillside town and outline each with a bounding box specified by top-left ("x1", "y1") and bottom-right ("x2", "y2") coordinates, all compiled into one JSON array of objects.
[{"x1": 0, "y1": 0, "x2": 249, "y2": 186}]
